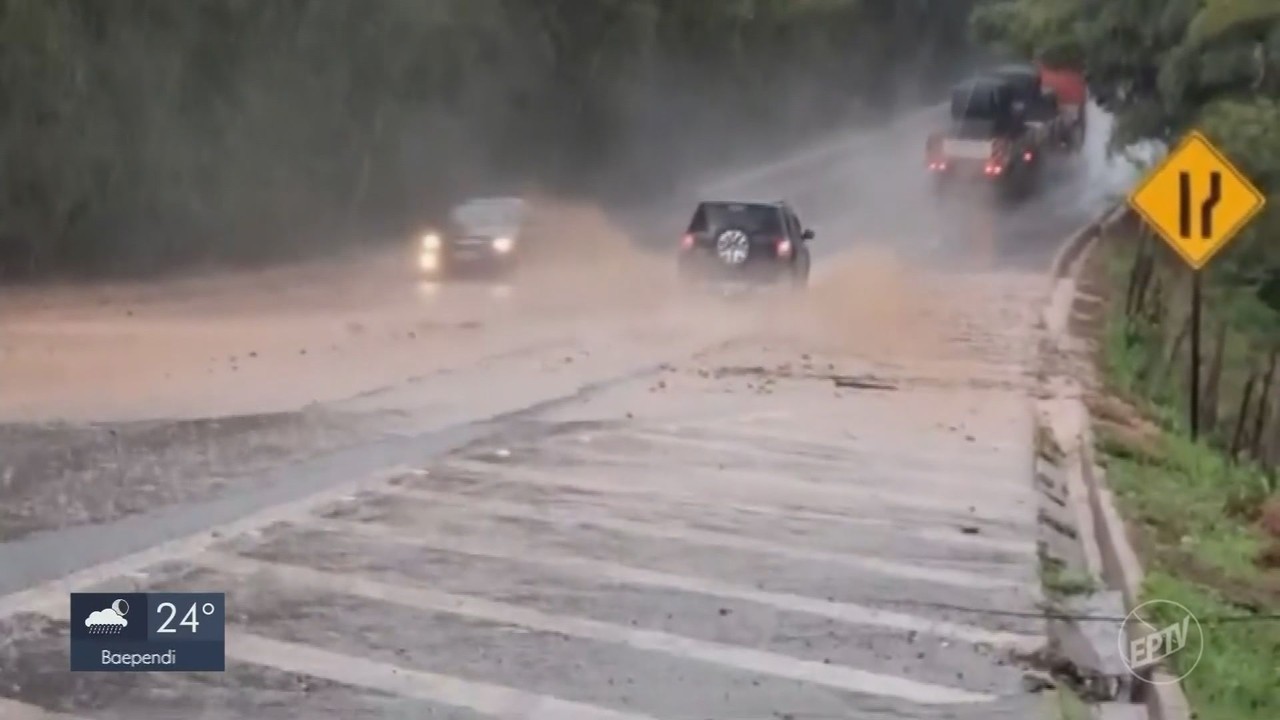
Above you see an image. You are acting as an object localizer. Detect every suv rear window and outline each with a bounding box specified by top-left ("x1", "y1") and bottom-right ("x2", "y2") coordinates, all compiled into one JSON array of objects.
[{"x1": 688, "y1": 203, "x2": 784, "y2": 235}]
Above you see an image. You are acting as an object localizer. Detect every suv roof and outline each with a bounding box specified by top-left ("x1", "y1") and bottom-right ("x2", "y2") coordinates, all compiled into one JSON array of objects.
[
  {"x1": 990, "y1": 63, "x2": 1038, "y2": 79},
  {"x1": 950, "y1": 76, "x2": 1017, "y2": 120},
  {"x1": 986, "y1": 66, "x2": 1040, "y2": 96},
  {"x1": 698, "y1": 199, "x2": 790, "y2": 210}
]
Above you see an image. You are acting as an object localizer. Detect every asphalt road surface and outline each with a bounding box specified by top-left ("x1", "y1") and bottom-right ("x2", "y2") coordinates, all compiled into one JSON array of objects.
[{"x1": 0, "y1": 104, "x2": 1133, "y2": 719}]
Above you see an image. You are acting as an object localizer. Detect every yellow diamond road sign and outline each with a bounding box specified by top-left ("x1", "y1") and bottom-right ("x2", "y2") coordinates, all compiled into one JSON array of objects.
[{"x1": 1128, "y1": 130, "x2": 1267, "y2": 270}]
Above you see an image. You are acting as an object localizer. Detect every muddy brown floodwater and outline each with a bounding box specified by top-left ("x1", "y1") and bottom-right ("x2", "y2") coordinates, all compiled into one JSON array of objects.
[{"x1": 0, "y1": 199, "x2": 688, "y2": 542}]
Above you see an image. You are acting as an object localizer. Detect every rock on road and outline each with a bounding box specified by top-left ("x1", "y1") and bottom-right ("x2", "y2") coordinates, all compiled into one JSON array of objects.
[{"x1": 0, "y1": 105, "x2": 1125, "y2": 718}]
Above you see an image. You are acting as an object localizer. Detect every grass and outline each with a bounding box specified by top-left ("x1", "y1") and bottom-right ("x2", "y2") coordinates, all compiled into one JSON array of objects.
[
  {"x1": 1142, "y1": 571, "x2": 1280, "y2": 718},
  {"x1": 1088, "y1": 237, "x2": 1280, "y2": 720},
  {"x1": 1105, "y1": 441, "x2": 1280, "y2": 719}
]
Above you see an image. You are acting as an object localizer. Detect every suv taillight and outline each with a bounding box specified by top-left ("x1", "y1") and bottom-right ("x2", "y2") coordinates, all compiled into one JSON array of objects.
[
  {"x1": 776, "y1": 238, "x2": 792, "y2": 258},
  {"x1": 680, "y1": 233, "x2": 695, "y2": 250}
]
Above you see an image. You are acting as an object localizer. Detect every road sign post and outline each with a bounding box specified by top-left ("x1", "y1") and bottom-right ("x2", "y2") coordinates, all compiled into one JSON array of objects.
[
  {"x1": 1190, "y1": 271, "x2": 1202, "y2": 439},
  {"x1": 1128, "y1": 131, "x2": 1266, "y2": 440}
]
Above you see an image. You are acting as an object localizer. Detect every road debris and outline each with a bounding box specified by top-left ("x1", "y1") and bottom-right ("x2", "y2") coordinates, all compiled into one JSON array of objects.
[{"x1": 831, "y1": 375, "x2": 898, "y2": 391}]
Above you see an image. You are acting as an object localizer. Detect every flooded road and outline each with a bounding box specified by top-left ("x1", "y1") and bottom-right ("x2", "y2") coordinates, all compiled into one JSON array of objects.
[
  {"x1": 0, "y1": 269, "x2": 1052, "y2": 719},
  {"x1": 0, "y1": 105, "x2": 1130, "y2": 718}
]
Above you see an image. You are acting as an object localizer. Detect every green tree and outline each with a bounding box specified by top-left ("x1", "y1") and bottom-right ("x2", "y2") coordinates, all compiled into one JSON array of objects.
[
  {"x1": 0, "y1": 0, "x2": 980, "y2": 278},
  {"x1": 973, "y1": 0, "x2": 1280, "y2": 306}
]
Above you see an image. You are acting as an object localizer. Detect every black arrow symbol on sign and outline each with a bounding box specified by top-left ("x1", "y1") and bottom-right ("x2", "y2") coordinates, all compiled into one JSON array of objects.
[{"x1": 1179, "y1": 170, "x2": 1222, "y2": 240}]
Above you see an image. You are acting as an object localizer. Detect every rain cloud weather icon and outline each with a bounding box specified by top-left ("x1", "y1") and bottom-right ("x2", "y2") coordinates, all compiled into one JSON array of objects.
[{"x1": 85, "y1": 598, "x2": 130, "y2": 634}]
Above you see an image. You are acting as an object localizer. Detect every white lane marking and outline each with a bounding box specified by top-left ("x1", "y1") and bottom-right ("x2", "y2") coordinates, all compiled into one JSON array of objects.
[
  {"x1": 0, "y1": 466, "x2": 416, "y2": 620},
  {"x1": 377, "y1": 487, "x2": 1029, "y2": 590},
  {"x1": 226, "y1": 631, "x2": 662, "y2": 720},
  {"x1": 315, "y1": 517, "x2": 1041, "y2": 649},
  {"x1": 204, "y1": 553, "x2": 996, "y2": 706},
  {"x1": 622, "y1": 421, "x2": 1030, "y2": 485},
  {"x1": 442, "y1": 457, "x2": 1036, "y2": 534},
  {"x1": 560, "y1": 428, "x2": 1033, "y2": 497},
  {"x1": 433, "y1": 459, "x2": 1036, "y2": 554},
  {"x1": 555, "y1": 430, "x2": 1034, "y2": 504},
  {"x1": 0, "y1": 698, "x2": 89, "y2": 720}
]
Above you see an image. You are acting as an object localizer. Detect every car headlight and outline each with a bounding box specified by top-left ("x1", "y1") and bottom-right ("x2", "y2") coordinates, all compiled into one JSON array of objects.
[
  {"x1": 492, "y1": 236, "x2": 515, "y2": 254},
  {"x1": 422, "y1": 232, "x2": 441, "y2": 251}
]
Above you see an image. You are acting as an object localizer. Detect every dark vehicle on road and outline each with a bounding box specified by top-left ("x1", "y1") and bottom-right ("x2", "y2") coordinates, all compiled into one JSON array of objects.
[
  {"x1": 987, "y1": 63, "x2": 1083, "y2": 153},
  {"x1": 417, "y1": 197, "x2": 527, "y2": 279},
  {"x1": 677, "y1": 200, "x2": 813, "y2": 289},
  {"x1": 925, "y1": 73, "x2": 1046, "y2": 199}
]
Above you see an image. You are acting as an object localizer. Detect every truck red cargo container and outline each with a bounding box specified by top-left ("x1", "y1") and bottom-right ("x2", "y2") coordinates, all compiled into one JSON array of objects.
[
  {"x1": 1037, "y1": 66, "x2": 1086, "y2": 105},
  {"x1": 1037, "y1": 64, "x2": 1087, "y2": 149}
]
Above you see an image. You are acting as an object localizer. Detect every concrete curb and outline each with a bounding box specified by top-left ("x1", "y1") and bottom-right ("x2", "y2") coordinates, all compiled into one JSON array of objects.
[
  {"x1": 1036, "y1": 204, "x2": 1194, "y2": 720},
  {"x1": 1082, "y1": 444, "x2": 1195, "y2": 720},
  {"x1": 1043, "y1": 203, "x2": 1129, "y2": 339},
  {"x1": 1045, "y1": 204, "x2": 1123, "y2": 283}
]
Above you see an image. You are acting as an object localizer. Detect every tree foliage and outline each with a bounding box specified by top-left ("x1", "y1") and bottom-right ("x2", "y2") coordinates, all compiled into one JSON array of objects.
[
  {"x1": 972, "y1": 0, "x2": 1280, "y2": 298},
  {"x1": 971, "y1": 0, "x2": 1278, "y2": 143},
  {"x1": 0, "y1": 0, "x2": 979, "y2": 278},
  {"x1": 979, "y1": 6, "x2": 1280, "y2": 623}
]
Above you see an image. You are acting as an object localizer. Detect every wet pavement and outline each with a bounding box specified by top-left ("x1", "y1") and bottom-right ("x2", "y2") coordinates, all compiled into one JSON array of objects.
[
  {"x1": 0, "y1": 409, "x2": 381, "y2": 543},
  {"x1": 0, "y1": 104, "x2": 1130, "y2": 719},
  {"x1": 0, "y1": 268, "x2": 1062, "y2": 719}
]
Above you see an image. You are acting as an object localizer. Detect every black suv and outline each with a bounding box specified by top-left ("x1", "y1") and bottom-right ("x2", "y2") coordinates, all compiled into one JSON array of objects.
[{"x1": 676, "y1": 200, "x2": 813, "y2": 288}]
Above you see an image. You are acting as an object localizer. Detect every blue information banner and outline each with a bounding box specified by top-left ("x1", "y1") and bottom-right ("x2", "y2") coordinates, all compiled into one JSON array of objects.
[{"x1": 69, "y1": 592, "x2": 226, "y2": 672}]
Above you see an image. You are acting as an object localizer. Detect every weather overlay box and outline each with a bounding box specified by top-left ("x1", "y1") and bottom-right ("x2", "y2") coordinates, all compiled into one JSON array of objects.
[{"x1": 69, "y1": 592, "x2": 225, "y2": 672}]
